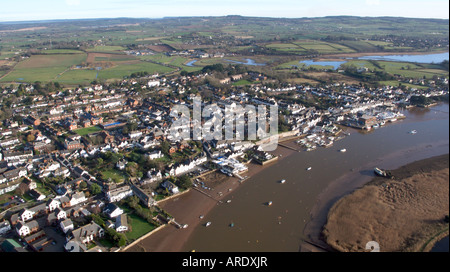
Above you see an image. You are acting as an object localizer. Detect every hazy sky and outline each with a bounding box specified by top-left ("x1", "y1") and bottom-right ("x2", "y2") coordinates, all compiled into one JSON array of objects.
[{"x1": 0, "y1": 0, "x2": 448, "y2": 22}]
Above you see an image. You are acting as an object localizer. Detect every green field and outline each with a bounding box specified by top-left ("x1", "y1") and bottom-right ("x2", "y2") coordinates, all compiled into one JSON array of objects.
[
  {"x1": 86, "y1": 45, "x2": 127, "y2": 52},
  {"x1": 342, "y1": 60, "x2": 449, "y2": 79},
  {"x1": 101, "y1": 169, "x2": 128, "y2": 183},
  {"x1": 138, "y1": 54, "x2": 201, "y2": 72},
  {"x1": 266, "y1": 43, "x2": 306, "y2": 53},
  {"x1": 336, "y1": 40, "x2": 381, "y2": 52},
  {"x1": 265, "y1": 40, "x2": 356, "y2": 54},
  {"x1": 0, "y1": 52, "x2": 176, "y2": 84},
  {"x1": 97, "y1": 61, "x2": 174, "y2": 80},
  {"x1": 293, "y1": 41, "x2": 356, "y2": 54},
  {"x1": 74, "y1": 126, "x2": 103, "y2": 136},
  {"x1": 232, "y1": 79, "x2": 257, "y2": 86},
  {"x1": 56, "y1": 69, "x2": 98, "y2": 85},
  {"x1": 41, "y1": 49, "x2": 85, "y2": 54},
  {"x1": 125, "y1": 213, "x2": 158, "y2": 241},
  {"x1": 0, "y1": 53, "x2": 87, "y2": 83},
  {"x1": 119, "y1": 205, "x2": 158, "y2": 241}
]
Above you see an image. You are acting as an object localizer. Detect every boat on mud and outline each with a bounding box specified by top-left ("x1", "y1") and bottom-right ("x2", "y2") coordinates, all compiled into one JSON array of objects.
[{"x1": 374, "y1": 167, "x2": 394, "y2": 179}]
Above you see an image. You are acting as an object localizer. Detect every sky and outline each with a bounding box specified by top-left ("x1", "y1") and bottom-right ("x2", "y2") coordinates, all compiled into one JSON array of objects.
[{"x1": 0, "y1": 0, "x2": 448, "y2": 22}]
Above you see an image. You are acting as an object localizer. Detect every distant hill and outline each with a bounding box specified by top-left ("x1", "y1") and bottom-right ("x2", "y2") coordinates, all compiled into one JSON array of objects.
[{"x1": 0, "y1": 16, "x2": 448, "y2": 40}]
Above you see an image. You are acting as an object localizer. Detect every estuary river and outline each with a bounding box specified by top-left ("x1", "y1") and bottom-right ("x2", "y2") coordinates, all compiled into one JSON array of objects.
[
  {"x1": 182, "y1": 103, "x2": 449, "y2": 252},
  {"x1": 299, "y1": 52, "x2": 449, "y2": 70}
]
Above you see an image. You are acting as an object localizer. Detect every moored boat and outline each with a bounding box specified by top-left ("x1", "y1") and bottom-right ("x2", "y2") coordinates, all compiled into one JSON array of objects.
[
  {"x1": 374, "y1": 167, "x2": 394, "y2": 178},
  {"x1": 339, "y1": 148, "x2": 347, "y2": 152},
  {"x1": 374, "y1": 167, "x2": 386, "y2": 177},
  {"x1": 205, "y1": 222, "x2": 211, "y2": 227},
  {"x1": 280, "y1": 179, "x2": 286, "y2": 184}
]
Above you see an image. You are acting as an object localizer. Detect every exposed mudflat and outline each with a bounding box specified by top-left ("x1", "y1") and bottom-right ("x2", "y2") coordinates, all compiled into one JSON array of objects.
[{"x1": 322, "y1": 154, "x2": 449, "y2": 252}]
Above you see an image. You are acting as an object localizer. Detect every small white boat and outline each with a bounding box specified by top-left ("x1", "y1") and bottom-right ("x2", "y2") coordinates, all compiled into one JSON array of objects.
[
  {"x1": 267, "y1": 201, "x2": 273, "y2": 206},
  {"x1": 306, "y1": 167, "x2": 312, "y2": 171},
  {"x1": 226, "y1": 199, "x2": 232, "y2": 203},
  {"x1": 280, "y1": 179, "x2": 286, "y2": 184},
  {"x1": 199, "y1": 215, "x2": 204, "y2": 219},
  {"x1": 339, "y1": 149, "x2": 347, "y2": 152},
  {"x1": 409, "y1": 130, "x2": 417, "y2": 134},
  {"x1": 205, "y1": 222, "x2": 211, "y2": 227}
]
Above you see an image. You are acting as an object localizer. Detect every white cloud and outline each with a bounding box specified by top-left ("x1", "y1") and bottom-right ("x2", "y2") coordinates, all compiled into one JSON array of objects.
[
  {"x1": 65, "y1": 0, "x2": 81, "y2": 6},
  {"x1": 366, "y1": 0, "x2": 381, "y2": 6}
]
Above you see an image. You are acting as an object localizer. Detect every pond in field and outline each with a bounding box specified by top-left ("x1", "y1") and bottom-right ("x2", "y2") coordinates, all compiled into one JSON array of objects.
[
  {"x1": 185, "y1": 60, "x2": 198, "y2": 67},
  {"x1": 225, "y1": 58, "x2": 266, "y2": 66}
]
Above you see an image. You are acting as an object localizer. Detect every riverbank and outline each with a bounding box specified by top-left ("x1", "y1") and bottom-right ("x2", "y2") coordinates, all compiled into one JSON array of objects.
[
  {"x1": 302, "y1": 136, "x2": 449, "y2": 251},
  {"x1": 322, "y1": 154, "x2": 449, "y2": 252},
  {"x1": 125, "y1": 144, "x2": 297, "y2": 252}
]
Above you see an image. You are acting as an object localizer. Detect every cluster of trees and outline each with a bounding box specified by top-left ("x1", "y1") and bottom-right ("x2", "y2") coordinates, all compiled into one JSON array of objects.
[
  {"x1": 124, "y1": 196, "x2": 159, "y2": 227},
  {"x1": 343, "y1": 65, "x2": 395, "y2": 82},
  {"x1": 440, "y1": 60, "x2": 449, "y2": 71},
  {"x1": 409, "y1": 94, "x2": 449, "y2": 107},
  {"x1": 174, "y1": 175, "x2": 192, "y2": 190},
  {"x1": 128, "y1": 71, "x2": 150, "y2": 78},
  {"x1": 201, "y1": 63, "x2": 248, "y2": 76},
  {"x1": 90, "y1": 214, "x2": 128, "y2": 247},
  {"x1": 121, "y1": 121, "x2": 139, "y2": 134}
]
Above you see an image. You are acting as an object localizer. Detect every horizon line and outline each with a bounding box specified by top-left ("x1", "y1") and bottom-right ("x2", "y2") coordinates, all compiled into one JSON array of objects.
[{"x1": 0, "y1": 14, "x2": 449, "y2": 24}]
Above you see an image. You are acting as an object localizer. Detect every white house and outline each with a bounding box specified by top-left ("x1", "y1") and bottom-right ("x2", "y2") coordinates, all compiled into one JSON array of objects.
[
  {"x1": 52, "y1": 166, "x2": 70, "y2": 178},
  {"x1": 19, "y1": 209, "x2": 35, "y2": 222},
  {"x1": 161, "y1": 180, "x2": 179, "y2": 194},
  {"x1": 15, "y1": 220, "x2": 38, "y2": 237},
  {"x1": 106, "y1": 185, "x2": 133, "y2": 203},
  {"x1": 70, "y1": 192, "x2": 87, "y2": 207},
  {"x1": 15, "y1": 222, "x2": 31, "y2": 237},
  {"x1": 46, "y1": 198, "x2": 61, "y2": 212},
  {"x1": 115, "y1": 214, "x2": 129, "y2": 233},
  {"x1": 128, "y1": 131, "x2": 143, "y2": 139},
  {"x1": 192, "y1": 155, "x2": 207, "y2": 166},
  {"x1": 103, "y1": 203, "x2": 123, "y2": 218},
  {"x1": 146, "y1": 150, "x2": 163, "y2": 160},
  {"x1": 67, "y1": 222, "x2": 104, "y2": 246},
  {"x1": 148, "y1": 80, "x2": 160, "y2": 88},
  {"x1": 115, "y1": 159, "x2": 127, "y2": 170},
  {"x1": 54, "y1": 208, "x2": 67, "y2": 221},
  {"x1": 60, "y1": 219, "x2": 74, "y2": 234}
]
